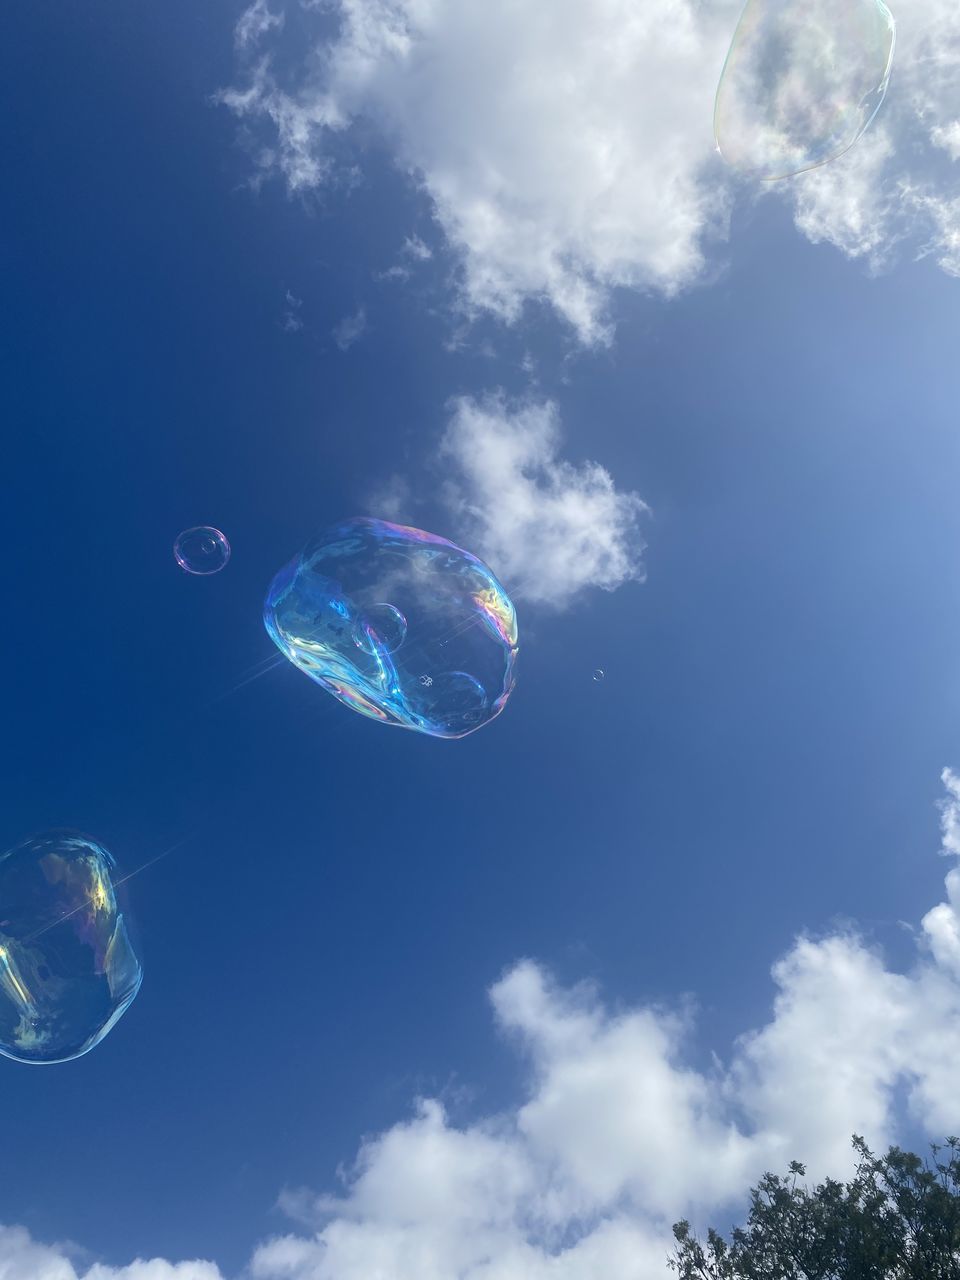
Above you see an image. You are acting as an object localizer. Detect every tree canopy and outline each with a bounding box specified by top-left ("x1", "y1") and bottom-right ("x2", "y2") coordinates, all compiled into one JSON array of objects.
[{"x1": 670, "y1": 1136, "x2": 960, "y2": 1279}]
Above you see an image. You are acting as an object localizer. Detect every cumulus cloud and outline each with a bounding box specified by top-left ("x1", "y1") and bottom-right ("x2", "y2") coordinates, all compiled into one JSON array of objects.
[
  {"x1": 220, "y1": 0, "x2": 736, "y2": 343},
  {"x1": 439, "y1": 394, "x2": 647, "y2": 607},
  {"x1": 236, "y1": 772, "x2": 960, "y2": 1279},
  {"x1": 221, "y1": 0, "x2": 960, "y2": 342},
  {"x1": 9, "y1": 775, "x2": 960, "y2": 1278},
  {"x1": 0, "y1": 1225, "x2": 222, "y2": 1280}
]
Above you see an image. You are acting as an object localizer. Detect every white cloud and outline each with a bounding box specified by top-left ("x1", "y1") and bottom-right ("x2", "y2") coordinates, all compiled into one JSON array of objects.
[
  {"x1": 218, "y1": 61, "x2": 341, "y2": 192},
  {"x1": 775, "y1": 0, "x2": 960, "y2": 267},
  {"x1": 789, "y1": 127, "x2": 901, "y2": 266},
  {"x1": 919, "y1": 768, "x2": 960, "y2": 976},
  {"x1": 364, "y1": 472, "x2": 412, "y2": 520},
  {"x1": 376, "y1": 235, "x2": 434, "y2": 282},
  {"x1": 221, "y1": 0, "x2": 736, "y2": 344},
  {"x1": 932, "y1": 120, "x2": 960, "y2": 160},
  {"x1": 84, "y1": 1265, "x2": 222, "y2": 1280},
  {"x1": 938, "y1": 767, "x2": 960, "y2": 856},
  {"x1": 912, "y1": 190, "x2": 960, "y2": 277},
  {"x1": 221, "y1": 0, "x2": 960, "y2": 343},
  {"x1": 237, "y1": 775, "x2": 960, "y2": 1279},
  {"x1": 6, "y1": 776, "x2": 960, "y2": 1277},
  {"x1": 439, "y1": 394, "x2": 647, "y2": 607},
  {"x1": 282, "y1": 290, "x2": 304, "y2": 332},
  {"x1": 332, "y1": 306, "x2": 368, "y2": 350},
  {"x1": 235, "y1": 0, "x2": 284, "y2": 51},
  {"x1": 0, "y1": 1226, "x2": 222, "y2": 1280},
  {"x1": 402, "y1": 235, "x2": 432, "y2": 262}
]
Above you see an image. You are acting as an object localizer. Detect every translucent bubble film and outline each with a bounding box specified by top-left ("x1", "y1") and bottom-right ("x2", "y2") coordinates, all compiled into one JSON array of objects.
[
  {"x1": 714, "y1": 0, "x2": 896, "y2": 180},
  {"x1": 264, "y1": 517, "x2": 519, "y2": 739},
  {"x1": 174, "y1": 526, "x2": 232, "y2": 575},
  {"x1": 0, "y1": 833, "x2": 142, "y2": 1064}
]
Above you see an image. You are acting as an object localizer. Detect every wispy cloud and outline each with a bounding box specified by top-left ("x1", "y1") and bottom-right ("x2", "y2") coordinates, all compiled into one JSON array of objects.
[
  {"x1": 401, "y1": 235, "x2": 432, "y2": 263},
  {"x1": 281, "y1": 290, "x2": 304, "y2": 332},
  {"x1": 332, "y1": 306, "x2": 367, "y2": 351},
  {"x1": 364, "y1": 473, "x2": 412, "y2": 521},
  {"x1": 234, "y1": 0, "x2": 284, "y2": 51}
]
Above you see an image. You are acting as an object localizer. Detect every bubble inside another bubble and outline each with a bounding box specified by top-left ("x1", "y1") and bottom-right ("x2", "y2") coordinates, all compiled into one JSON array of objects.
[
  {"x1": 264, "y1": 517, "x2": 519, "y2": 739},
  {"x1": 714, "y1": 0, "x2": 895, "y2": 180},
  {"x1": 0, "y1": 832, "x2": 142, "y2": 1064},
  {"x1": 174, "y1": 526, "x2": 231, "y2": 575},
  {"x1": 353, "y1": 603, "x2": 408, "y2": 655}
]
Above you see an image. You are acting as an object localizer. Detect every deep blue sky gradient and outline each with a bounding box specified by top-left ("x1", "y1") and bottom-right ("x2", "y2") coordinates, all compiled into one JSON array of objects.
[{"x1": 3, "y1": 0, "x2": 960, "y2": 1271}]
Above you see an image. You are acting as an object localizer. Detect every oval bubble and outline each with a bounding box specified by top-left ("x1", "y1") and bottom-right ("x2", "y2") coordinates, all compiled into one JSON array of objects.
[
  {"x1": 264, "y1": 517, "x2": 518, "y2": 739},
  {"x1": 174, "y1": 526, "x2": 231, "y2": 575},
  {"x1": 418, "y1": 670, "x2": 488, "y2": 733},
  {"x1": 714, "y1": 0, "x2": 896, "y2": 180},
  {"x1": 0, "y1": 832, "x2": 142, "y2": 1064}
]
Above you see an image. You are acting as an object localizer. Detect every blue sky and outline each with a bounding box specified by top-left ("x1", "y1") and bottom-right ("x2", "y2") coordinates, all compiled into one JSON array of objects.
[{"x1": 4, "y1": 0, "x2": 960, "y2": 1276}]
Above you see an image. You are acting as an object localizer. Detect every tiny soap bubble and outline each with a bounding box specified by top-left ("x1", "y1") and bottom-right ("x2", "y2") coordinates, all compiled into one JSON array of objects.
[{"x1": 174, "y1": 526, "x2": 231, "y2": 575}]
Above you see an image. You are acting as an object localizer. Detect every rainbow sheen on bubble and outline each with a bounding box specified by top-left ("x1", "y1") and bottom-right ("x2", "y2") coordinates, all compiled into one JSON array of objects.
[
  {"x1": 264, "y1": 517, "x2": 519, "y2": 738},
  {"x1": 0, "y1": 833, "x2": 142, "y2": 1064},
  {"x1": 714, "y1": 0, "x2": 896, "y2": 180},
  {"x1": 174, "y1": 526, "x2": 231, "y2": 575}
]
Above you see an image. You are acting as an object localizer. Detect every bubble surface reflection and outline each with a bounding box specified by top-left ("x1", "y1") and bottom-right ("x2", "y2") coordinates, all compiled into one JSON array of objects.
[
  {"x1": 0, "y1": 833, "x2": 142, "y2": 1064},
  {"x1": 264, "y1": 517, "x2": 519, "y2": 738},
  {"x1": 715, "y1": 0, "x2": 895, "y2": 179}
]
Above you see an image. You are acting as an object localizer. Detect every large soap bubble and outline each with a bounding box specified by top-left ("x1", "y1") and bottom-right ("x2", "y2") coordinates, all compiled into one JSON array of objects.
[
  {"x1": 264, "y1": 517, "x2": 519, "y2": 738},
  {"x1": 714, "y1": 0, "x2": 896, "y2": 180},
  {"x1": 0, "y1": 833, "x2": 142, "y2": 1064}
]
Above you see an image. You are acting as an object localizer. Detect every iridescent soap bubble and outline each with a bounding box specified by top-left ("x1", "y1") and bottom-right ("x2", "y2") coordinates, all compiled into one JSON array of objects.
[
  {"x1": 0, "y1": 833, "x2": 142, "y2": 1064},
  {"x1": 593, "y1": 669, "x2": 605, "y2": 682},
  {"x1": 174, "y1": 526, "x2": 231, "y2": 575},
  {"x1": 714, "y1": 0, "x2": 896, "y2": 180},
  {"x1": 264, "y1": 517, "x2": 519, "y2": 739}
]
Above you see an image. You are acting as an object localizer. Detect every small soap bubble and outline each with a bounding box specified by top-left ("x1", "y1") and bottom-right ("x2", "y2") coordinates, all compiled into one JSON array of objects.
[
  {"x1": 420, "y1": 670, "x2": 488, "y2": 733},
  {"x1": 174, "y1": 526, "x2": 231, "y2": 575},
  {"x1": 714, "y1": 0, "x2": 895, "y2": 179},
  {"x1": 264, "y1": 517, "x2": 519, "y2": 739},
  {"x1": 593, "y1": 669, "x2": 605, "y2": 682},
  {"x1": 354, "y1": 603, "x2": 408, "y2": 655},
  {"x1": 0, "y1": 832, "x2": 142, "y2": 1064}
]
